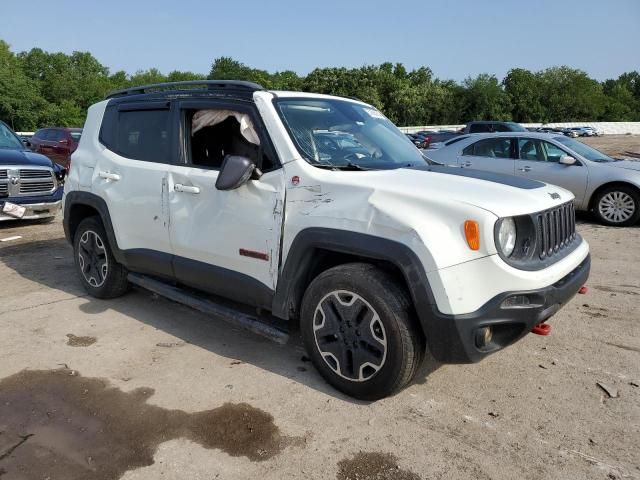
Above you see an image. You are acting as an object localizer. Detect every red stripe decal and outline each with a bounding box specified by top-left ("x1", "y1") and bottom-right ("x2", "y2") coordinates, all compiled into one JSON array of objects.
[{"x1": 239, "y1": 248, "x2": 270, "y2": 261}]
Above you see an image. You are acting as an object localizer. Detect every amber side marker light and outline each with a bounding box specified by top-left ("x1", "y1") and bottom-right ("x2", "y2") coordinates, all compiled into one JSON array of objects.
[{"x1": 464, "y1": 220, "x2": 480, "y2": 250}]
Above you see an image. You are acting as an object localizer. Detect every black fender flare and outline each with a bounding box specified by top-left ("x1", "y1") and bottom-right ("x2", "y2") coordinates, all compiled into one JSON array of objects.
[
  {"x1": 271, "y1": 228, "x2": 437, "y2": 326},
  {"x1": 63, "y1": 191, "x2": 125, "y2": 264}
]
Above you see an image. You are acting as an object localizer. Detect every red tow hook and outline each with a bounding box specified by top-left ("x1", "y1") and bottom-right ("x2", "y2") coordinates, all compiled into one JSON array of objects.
[
  {"x1": 532, "y1": 323, "x2": 552, "y2": 336},
  {"x1": 578, "y1": 286, "x2": 589, "y2": 294}
]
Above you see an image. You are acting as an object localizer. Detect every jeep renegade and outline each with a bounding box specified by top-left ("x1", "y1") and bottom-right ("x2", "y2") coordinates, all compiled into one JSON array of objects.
[{"x1": 63, "y1": 81, "x2": 590, "y2": 400}]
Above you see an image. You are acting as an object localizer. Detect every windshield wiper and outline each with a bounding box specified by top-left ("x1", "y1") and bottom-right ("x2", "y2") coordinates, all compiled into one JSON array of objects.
[{"x1": 313, "y1": 161, "x2": 371, "y2": 171}]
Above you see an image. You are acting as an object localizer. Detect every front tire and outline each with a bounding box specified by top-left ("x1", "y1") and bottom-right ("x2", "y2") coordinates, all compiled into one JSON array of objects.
[
  {"x1": 593, "y1": 186, "x2": 640, "y2": 226},
  {"x1": 300, "y1": 263, "x2": 424, "y2": 400},
  {"x1": 73, "y1": 216, "x2": 129, "y2": 298}
]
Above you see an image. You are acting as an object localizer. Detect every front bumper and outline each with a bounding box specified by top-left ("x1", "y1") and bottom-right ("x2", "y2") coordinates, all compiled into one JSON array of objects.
[
  {"x1": 423, "y1": 254, "x2": 590, "y2": 363},
  {"x1": 0, "y1": 187, "x2": 63, "y2": 221}
]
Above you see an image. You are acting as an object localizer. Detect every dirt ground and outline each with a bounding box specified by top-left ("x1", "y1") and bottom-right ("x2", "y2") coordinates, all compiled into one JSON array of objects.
[
  {"x1": 0, "y1": 206, "x2": 639, "y2": 478},
  {"x1": 581, "y1": 134, "x2": 640, "y2": 159}
]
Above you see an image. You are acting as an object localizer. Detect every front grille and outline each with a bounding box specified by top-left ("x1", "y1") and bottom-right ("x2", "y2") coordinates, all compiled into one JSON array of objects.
[
  {"x1": 19, "y1": 169, "x2": 52, "y2": 179},
  {"x1": 0, "y1": 183, "x2": 7, "y2": 196},
  {"x1": 0, "y1": 170, "x2": 7, "y2": 180},
  {"x1": 19, "y1": 180, "x2": 55, "y2": 194},
  {"x1": 537, "y1": 202, "x2": 576, "y2": 259}
]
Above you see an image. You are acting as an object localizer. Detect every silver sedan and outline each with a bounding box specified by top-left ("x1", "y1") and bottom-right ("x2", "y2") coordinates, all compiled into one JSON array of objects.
[{"x1": 426, "y1": 132, "x2": 640, "y2": 226}]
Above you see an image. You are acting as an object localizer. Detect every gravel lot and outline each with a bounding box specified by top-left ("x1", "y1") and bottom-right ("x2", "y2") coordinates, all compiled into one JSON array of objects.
[
  {"x1": 581, "y1": 134, "x2": 640, "y2": 159},
  {"x1": 1, "y1": 185, "x2": 639, "y2": 478}
]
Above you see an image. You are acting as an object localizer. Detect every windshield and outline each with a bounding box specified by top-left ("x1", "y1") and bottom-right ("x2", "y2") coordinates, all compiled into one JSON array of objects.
[
  {"x1": 0, "y1": 123, "x2": 25, "y2": 150},
  {"x1": 275, "y1": 98, "x2": 426, "y2": 169},
  {"x1": 554, "y1": 136, "x2": 615, "y2": 162}
]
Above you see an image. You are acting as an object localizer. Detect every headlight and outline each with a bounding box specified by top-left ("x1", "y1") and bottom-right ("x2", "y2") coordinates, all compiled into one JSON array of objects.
[{"x1": 497, "y1": 217, "x2": 517, "y2": 257}]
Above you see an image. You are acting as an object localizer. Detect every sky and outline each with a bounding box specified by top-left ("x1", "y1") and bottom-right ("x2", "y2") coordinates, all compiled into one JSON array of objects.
[{"x1": 2, "y1": 0, "x2": 639, "y2": 82}]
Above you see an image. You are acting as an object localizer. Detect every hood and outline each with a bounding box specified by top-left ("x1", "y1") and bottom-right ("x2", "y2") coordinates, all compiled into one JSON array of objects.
[
  {"x1": 0, "y1": 148, "x2": 55, "y2": 168},
  {"x1": 604, "y1": 159, "x2": 640, "y2": 172},
  {"x1": 352, "y1": 165, "x2": 574, "y2": 218}
]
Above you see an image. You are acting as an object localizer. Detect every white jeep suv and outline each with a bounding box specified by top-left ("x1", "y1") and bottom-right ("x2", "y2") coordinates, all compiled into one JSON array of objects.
[{"x1": 63, "y1": 81, "x2": 590, "y2": 400}]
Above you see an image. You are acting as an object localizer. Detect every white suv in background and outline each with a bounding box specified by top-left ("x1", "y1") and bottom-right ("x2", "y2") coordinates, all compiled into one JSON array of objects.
[{"x1": 63, "y1": 81, "x2": 590, "y2": 400}]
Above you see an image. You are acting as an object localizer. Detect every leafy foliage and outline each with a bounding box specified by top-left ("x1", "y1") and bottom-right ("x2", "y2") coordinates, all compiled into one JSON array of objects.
[{"x1": 1, "y1": 40, "x2": 638, "y2": 131}]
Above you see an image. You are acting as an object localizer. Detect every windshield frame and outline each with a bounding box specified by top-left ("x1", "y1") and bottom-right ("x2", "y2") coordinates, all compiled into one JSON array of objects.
[
  {"x1": 0, "y1": 121, "x2": 26, "y2": 151},
  {"x1": 272, "y1": 96, "x2": 427, "y2": 170},
  {"x1": 553, "y1": 136, "x2": 615, "y2": 162}
]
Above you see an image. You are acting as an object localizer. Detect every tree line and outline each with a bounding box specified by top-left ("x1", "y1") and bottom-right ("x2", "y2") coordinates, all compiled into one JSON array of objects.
[{"x1": 1, "y1": 40, "x2": 639, "y2": 131}]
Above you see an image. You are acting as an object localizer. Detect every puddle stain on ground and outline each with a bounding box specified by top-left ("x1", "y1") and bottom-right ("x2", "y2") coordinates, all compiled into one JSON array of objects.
[
  {"x1": 66, "y1": 334, "x2": 97, "y2": 347},
  {"x1": 337, "y1": 452, "x2": 421, "y2": 480},
  {"x1": 0, "y1": 369, "x2": 293, "y2": 480}
]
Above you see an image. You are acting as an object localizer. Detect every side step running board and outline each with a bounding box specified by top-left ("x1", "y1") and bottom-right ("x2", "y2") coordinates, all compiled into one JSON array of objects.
[{"x1": 127, "y1": 273, "x2": 289, "y2": 344}]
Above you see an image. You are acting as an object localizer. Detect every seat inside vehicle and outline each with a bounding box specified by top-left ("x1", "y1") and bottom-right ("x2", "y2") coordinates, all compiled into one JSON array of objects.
[{"x1": 189, "y1": 110, "x2": 260, "y2": 169}]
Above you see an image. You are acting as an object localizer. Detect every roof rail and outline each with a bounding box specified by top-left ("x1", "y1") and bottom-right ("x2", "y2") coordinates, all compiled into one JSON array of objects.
[{"x1": 105, "y1": 80, "x2": 264, "y2": 99}]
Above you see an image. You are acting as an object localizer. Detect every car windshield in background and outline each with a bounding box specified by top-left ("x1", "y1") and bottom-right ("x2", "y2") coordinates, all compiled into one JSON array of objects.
[
  {"x1": 275, "y1": 98, "x2": 426, "y2": 170},
  {"x1": 0, "y1": 123, "x2": 24, "y2": 150},
  {"x1": 554, "y1": 136, "x2": 615, "y2": 162},
  {"x1": 507, "y1": 122, "x2": 528, "y2": 132}
]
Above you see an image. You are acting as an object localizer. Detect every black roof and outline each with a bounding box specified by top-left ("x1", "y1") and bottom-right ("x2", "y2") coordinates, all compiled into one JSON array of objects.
[{"x1": 105, "y1": 80, "x2": 265, "y2": 100}]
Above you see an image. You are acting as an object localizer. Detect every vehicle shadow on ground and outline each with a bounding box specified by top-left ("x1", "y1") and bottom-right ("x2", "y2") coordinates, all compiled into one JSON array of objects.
[{"x1": 0, "y1": 236, "x2": 440, "y2": 403}]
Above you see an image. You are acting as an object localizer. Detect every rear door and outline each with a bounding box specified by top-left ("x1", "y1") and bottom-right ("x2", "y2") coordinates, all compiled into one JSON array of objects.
[
  {"x1": 514, "y1": 138, "x2": 588, "y2": 203},
  {"x1": 457, "y1": 137, "x2": 516, "y2": 175},
  {"x1": 93, "y1": 101, "x2": 175, "y2": 277}
]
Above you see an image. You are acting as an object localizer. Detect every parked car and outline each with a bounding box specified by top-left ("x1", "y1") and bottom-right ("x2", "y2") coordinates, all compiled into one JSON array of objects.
[
  {"x1": 28, "y1": 127, "x2": 82, "y2": 169},
  {"x1": 64, "y1": 81, "x2": 590, "y2": 400},
  {"x1": 416, "y1": 130, "x2": 460, "y2": 144},
  {"x1": 0, "y1": 120, "x2": 65, "y2": 221},
  {"x1": 463, "y1": 121, "x2": 527, "y2": 134},
  {"x1": 426, "y1": 132, "x2": 640, "y2": 226}
]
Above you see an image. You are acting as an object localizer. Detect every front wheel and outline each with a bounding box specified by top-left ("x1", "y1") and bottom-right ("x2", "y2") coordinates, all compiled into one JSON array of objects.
[
  {"x1": 300, "y1": 263, "x2": 425, "y2": 400},
  {"x1": 593, "y1": 186, "x2": 640, "y2": 226}
]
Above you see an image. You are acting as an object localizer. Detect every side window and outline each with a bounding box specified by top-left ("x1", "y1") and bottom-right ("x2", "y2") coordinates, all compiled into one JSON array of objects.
[
  {"x1": 469, "y1": 123, "x2": 490, "y2": 133},
  {"x1": 186, "y1": 109, "x2": 271, "y2": 170},
  {"x1": 493, "y1": 123, "x2": 511, "y2": 132},
  {"x1": 518, "y1": 139, "x2": 542, "y2": 161},
  {"x1": 33, "y1": 130, "x2": 46, "y2": 140},
  {"x1": 463, "y1": 138, "x2": 512, "y2": 159},
  {"x1": 518, "y1": 139, "x2": 566, "y2": 162},
  {"x1": 115, "y1": 109, "x2": 171, "y2": 163},
  {"x1": 541, "y1": 141, "x2": 565, "y2": 162}
]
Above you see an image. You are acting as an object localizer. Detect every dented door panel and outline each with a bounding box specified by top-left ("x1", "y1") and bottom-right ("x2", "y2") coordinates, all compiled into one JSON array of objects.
[{"x1": 167, "y1": 165, "x2": 285, "y2": 290}]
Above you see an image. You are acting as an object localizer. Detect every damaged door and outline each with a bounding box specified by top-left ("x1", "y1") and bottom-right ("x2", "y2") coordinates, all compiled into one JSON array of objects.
[{"x1": 167, "y1": 101, "x2": 285, "y2": 308}]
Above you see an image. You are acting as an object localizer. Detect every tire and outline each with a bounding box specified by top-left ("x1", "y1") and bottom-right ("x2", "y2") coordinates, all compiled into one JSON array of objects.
[
  {"x1": 300, "y1": 263, "x2": 425, "y2": 400},
  {"x1": 73, "y1": 216, "x2": 129, "y2": 299},
  {"x1": 592, "y1": 185, "x2": 640, "y2": 227}
]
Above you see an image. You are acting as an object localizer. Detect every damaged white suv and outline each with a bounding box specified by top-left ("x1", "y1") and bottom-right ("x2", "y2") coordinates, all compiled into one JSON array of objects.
[{"x1": 64, "y1": 81, "x2": 590, "y2": 400}]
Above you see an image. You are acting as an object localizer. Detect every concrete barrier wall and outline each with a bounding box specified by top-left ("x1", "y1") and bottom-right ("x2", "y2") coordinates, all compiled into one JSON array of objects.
[{"x1": 400, "y1": 122, "x2": 640, "y2": 135}]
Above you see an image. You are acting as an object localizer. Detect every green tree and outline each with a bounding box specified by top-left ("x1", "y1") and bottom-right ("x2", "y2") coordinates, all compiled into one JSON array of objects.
[
  {"x1": 461, "y1": 74, "x2": 511, "y2": 122},
  {"x1": 503, "y1": 68, "x2": 544, "y2": 122}
]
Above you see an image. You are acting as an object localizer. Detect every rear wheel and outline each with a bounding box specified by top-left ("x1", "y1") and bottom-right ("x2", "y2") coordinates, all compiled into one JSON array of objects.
[
  {"x1": 593, "y1": 186, "x2": 640, "y2": 226},
  {"x1": 73, "y1": 216, "x2": 129, "y2": 298},
  {"x1": 300, "y1": 263, "x2": 425, "y2": 400}
]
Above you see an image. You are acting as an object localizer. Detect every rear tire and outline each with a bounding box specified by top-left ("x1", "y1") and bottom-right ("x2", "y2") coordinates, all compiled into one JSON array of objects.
[
  {"x1": 592, "y1": 185, "x2": 640, "y2": 226},
  {"x1": 73, "y1": 216, "x2": 129, "y2": 299},
  {"x1": 300, "y1": 263, "x2": 425, "y2": 400}
]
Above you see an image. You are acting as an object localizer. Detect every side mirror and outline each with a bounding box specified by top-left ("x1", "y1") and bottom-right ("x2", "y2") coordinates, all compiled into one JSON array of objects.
[
  {"x1": 559, "y1": 155, "x2": 576, "y2": 165},
  {"x1": 215, "y1": 155, "x2": 257, "y2": 191}
]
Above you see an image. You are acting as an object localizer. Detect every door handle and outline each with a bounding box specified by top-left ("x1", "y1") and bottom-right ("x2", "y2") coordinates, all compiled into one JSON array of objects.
[
  {"x1": 174, "y1": 183, "x2": 200, "y2": 194},
  {"x1": 98, "y1": 171, "x2": 121, "y2": 181},
  {"x1": 462, "y1": 161, "x2": 473, "y2": 167},
  {"x1": 518, "y1": 166, "x2": 532, "y2": 172}
]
